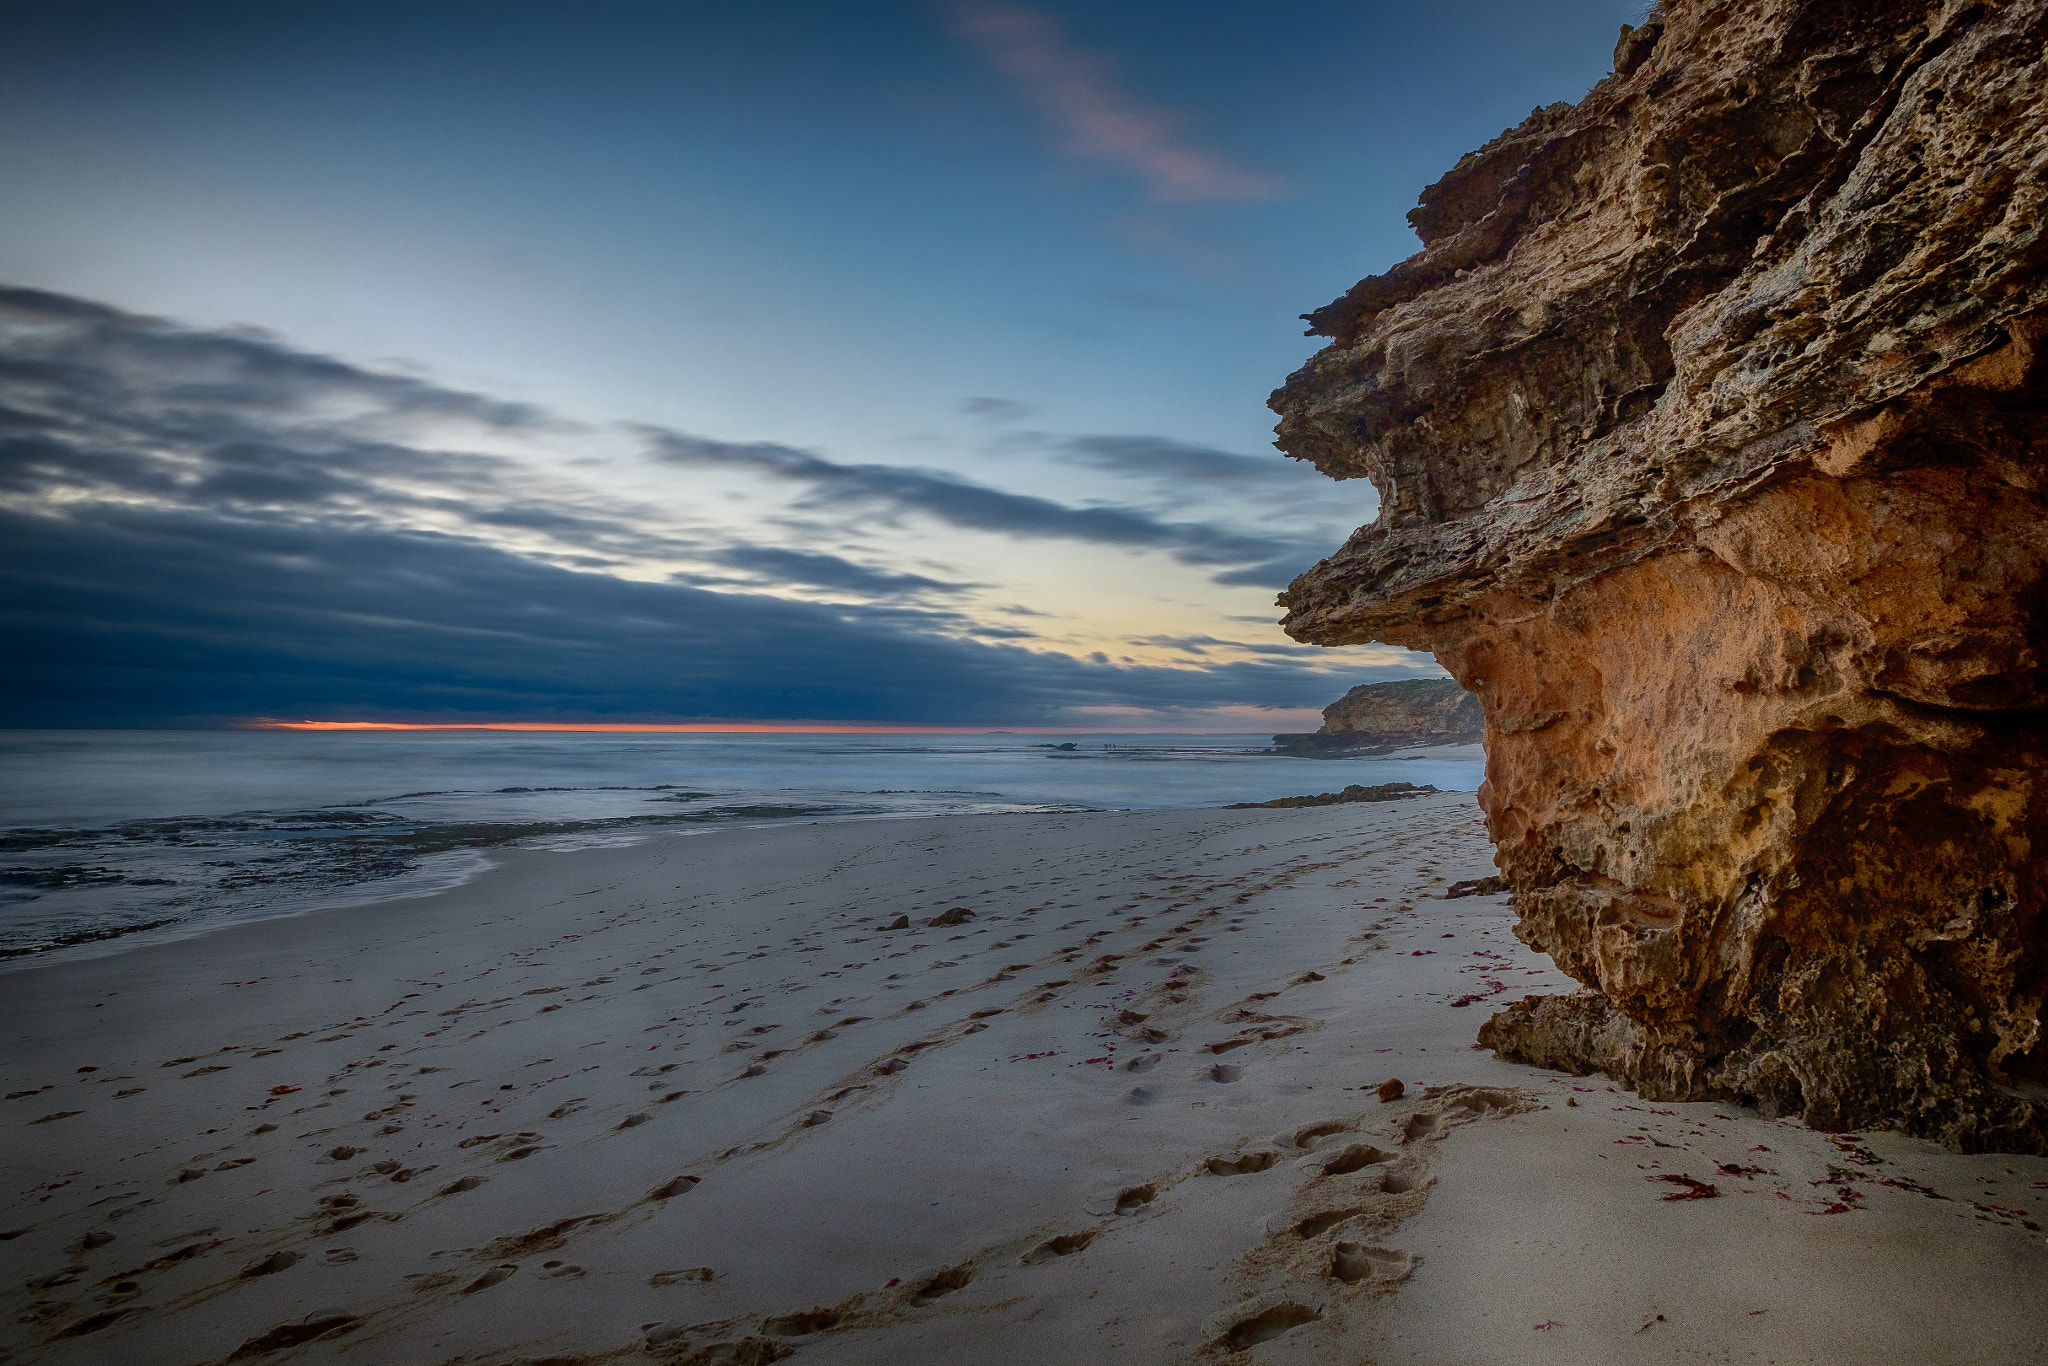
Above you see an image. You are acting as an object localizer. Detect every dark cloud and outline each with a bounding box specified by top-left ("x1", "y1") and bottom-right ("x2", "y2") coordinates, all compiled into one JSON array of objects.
[
  {"x1": 1, "y1": 283, "x2": 1328, "y2": 594},
  {"x1": 706, "y1": 546, "x2": 971, "y2": 599},
  {"x1": 0, "y1": 285, "x2": 1401, "y2": 727},
  {"x1": 1209, "y1": 556, "x2": 1327, "y2": 589},
  {"x1": 0, "y1": 501, "x2": 1360, "y2": 726},
  {"x1": 1130, "y1": 634, "x2": 1336, "y2": 658},
  {"x1": 644, "y1": 429, "x2": 1290, "y2": 568},
  {"x1": 0, "y1": 286, "x2": 584, "y2": 538},
  {"x1": 0, "y1": 285, "x2": 552, "y2": 438},
  {"x1": 468, "y1": 506, "x2": 635, "y2": 535}
]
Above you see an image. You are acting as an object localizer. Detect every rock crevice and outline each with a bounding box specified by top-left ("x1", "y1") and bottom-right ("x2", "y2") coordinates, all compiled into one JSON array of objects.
[{"x1": 1272, "y1": 0, "x2": 2048, "y2": 1150}]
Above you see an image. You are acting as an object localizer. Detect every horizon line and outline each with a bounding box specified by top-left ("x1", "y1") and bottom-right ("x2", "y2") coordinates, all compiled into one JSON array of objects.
[{"x1": 247, "y1": 720, "x2": 1285, "y2": 735}]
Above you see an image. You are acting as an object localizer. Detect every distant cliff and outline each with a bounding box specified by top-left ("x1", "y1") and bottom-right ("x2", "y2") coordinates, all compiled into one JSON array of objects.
[
  {"x1": 1271, "y1": 0, "x2": 2048, "y2": 1151},
  {"x1": 1272, "y1": 678, "x2": 1482, "y2": 755}
]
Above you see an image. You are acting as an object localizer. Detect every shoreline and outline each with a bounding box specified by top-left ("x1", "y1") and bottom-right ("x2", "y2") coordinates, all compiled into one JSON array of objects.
[
  {"x1": 4, "y1": 799, "x2": 2042, "y2": 1364},
  {"x1": 0, "y1": 806, "x2": 1093, "y2": 976},
  {"x1": 0, "y1": 849, "x2": 496, "y2": 979},
  {"x1": 0, "y1": 741, "x2": 1486, "y2": 975}
]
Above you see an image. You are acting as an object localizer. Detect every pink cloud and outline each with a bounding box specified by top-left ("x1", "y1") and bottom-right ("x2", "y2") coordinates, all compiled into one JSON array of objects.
[{"x1": 950, "y1": 2, "x2": 1283, "y2": 203}]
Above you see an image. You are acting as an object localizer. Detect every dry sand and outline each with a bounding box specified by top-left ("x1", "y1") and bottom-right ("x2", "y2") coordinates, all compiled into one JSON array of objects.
[{"x1": 3, "y1": 796, "x2": 2043, "y2": 1365}]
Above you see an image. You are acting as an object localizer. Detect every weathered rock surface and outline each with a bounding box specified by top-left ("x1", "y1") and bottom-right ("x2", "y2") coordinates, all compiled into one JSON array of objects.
[
  {"x1": 1271, "y1": 0, "x2": 2048, "y2": 1150},
  {"x1": 1273, "y1": 678, "x2": 1484, "y2": 756}
]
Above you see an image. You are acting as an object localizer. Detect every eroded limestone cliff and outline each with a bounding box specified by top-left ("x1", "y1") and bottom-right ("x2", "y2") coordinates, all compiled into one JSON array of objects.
[
  {"x1": 1271, "y1": 0, "x2": 2048, "y2": 1150},
  {"x1": 1273, "y1": 678, "x2": 1483, "y2": 755}
]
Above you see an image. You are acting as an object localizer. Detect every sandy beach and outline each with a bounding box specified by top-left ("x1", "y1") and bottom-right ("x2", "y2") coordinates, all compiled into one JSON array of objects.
[{"x1": 4, "y1": 796, "x2": 2044, "y2": 1365}]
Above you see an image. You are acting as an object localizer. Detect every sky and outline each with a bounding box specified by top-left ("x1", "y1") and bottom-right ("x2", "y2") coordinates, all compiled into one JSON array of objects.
[{"x1": 0, "y1": 0, "x2": 1642, "y2": 729}]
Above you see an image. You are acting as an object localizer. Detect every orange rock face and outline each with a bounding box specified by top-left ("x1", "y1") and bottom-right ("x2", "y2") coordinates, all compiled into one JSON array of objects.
[{"x1": 1270, "y1": 0, "x2": 2048, "y2": 1149}]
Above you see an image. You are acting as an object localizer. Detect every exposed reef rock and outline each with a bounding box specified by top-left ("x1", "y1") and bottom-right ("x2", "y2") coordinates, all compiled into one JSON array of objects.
[
  {"x1": 1271, "y1": 0, "x2": 2048, "y2": 1150},
  {"x1": 1226, "y1": 781, "x2": 1438, "y2": 810},
  {"x1": 1272, "y1": 678, "x2": 1483, "y2": 756}
]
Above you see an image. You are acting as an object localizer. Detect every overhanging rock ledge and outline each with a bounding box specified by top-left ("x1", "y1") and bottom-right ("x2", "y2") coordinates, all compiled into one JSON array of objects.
[{"x1": 1270, "y1": 0, "x2": 2048, "y2": 1151}]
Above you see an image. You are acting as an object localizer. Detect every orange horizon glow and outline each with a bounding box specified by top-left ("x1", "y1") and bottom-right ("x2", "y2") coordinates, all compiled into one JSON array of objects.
[{"x1": 246, "y1": 720, "x2": 1257, "y2": 735}]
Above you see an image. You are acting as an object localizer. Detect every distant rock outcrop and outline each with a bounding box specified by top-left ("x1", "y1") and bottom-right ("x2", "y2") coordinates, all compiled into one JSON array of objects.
[
  {"x1": 1271, "y1": 1, "x2": 2048, "y2": 1150},
  {"x1": 1226, "y1": 782, "x2": 1437, "y2": 810},
  {"x1": 1272, "y1": 678, "x2": 1482, "y2": 756}
]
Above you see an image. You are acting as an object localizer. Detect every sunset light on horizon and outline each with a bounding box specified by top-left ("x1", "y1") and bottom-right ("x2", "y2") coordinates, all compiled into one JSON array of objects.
[{"x1": 249, "y1": 719, "x2": 1234, "y2": 734}]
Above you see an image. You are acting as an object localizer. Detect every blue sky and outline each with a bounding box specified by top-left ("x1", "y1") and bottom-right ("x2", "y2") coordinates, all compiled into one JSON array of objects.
[{"x1": 0, "y1": 0, "x2": 1640, "y2": 728}]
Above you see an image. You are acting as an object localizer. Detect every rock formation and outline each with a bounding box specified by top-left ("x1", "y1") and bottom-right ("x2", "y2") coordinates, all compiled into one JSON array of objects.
[
  {"x1": 1273, "y1": 678, "x2": 1484, "y2": 756},
  {"x1": 1270, "y1": 0, "x2": 2048, "y2": 1150},
  {"x1": 1226, "y1": 781, "x2": 1438, "y2": 810}
]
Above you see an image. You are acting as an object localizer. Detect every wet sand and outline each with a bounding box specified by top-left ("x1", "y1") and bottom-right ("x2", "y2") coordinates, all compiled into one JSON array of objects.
[{"x1": 3, "y1": 796, "x2": 2042, "y2": 1364}]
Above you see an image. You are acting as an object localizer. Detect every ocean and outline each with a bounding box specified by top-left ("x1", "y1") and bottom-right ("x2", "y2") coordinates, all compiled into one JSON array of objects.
[{"x1": 0, "y1": 729, "x2": 1484, "y2": 967}]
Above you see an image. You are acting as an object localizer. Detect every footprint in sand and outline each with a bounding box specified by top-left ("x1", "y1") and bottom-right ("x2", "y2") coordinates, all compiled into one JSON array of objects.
[
  {"x1": 643, "y1": 1323, "x2": 693, "y2": 1348},
  {"x1": 762, "y1": 1305, "x2": 850, "y2": 1336},
  {"x1": 461, "y1": 1264, "x2": 519, "y2": 1293},
  {"x1": 225, "y1": 1314, "x2": 360, "y2": 1357},
  {"x1": 1022, "y1": 1231, "x2": 1098, "y2": 1264},
  {"x1": 1292, "y1": 1207, "x2": 1366, "y2": 1239},
  {"x1": 1220, "y1": 1301, "x2": 1321, "y2": 1350},
  {"x1": 536, "y1": 1260, "x2": 588, "y2": 1279},
  {"x1": 1331, "y1": 1243, "x2": 1413, "y2": 1286},
  {"x1": 1284, "y1": 1120, "x2": 1355, "y2": 1151},
  {"x1": 649, "y1": 1267, "x2": 715, "y2": 1286},
  {"x1": 1205, "y1": 1151, "x2": 1280, "y2": 1176},
  {"x1": 1319, "y1": 1143, "x2": 1397, "y2": 1176},
  {"x1": 27, "y1": 1263, "x2": 85, "y2": 1290},
  {"x1": 1401, "y1": 1113, "x2": 1439, "y2": 1142},
  {"x1": 406, "y1": 1270, "x2": 461, "y2": 1293},
  {"x1": 238, "y1": 1251, "x2": 301, "y2": 1278},
  {"x1": 1113, "y1": 1185, "x2": 1156, "y2": 1216},
  {"x1": 908, "y1": 1263, "x2": 976, "y2": 1305}
]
